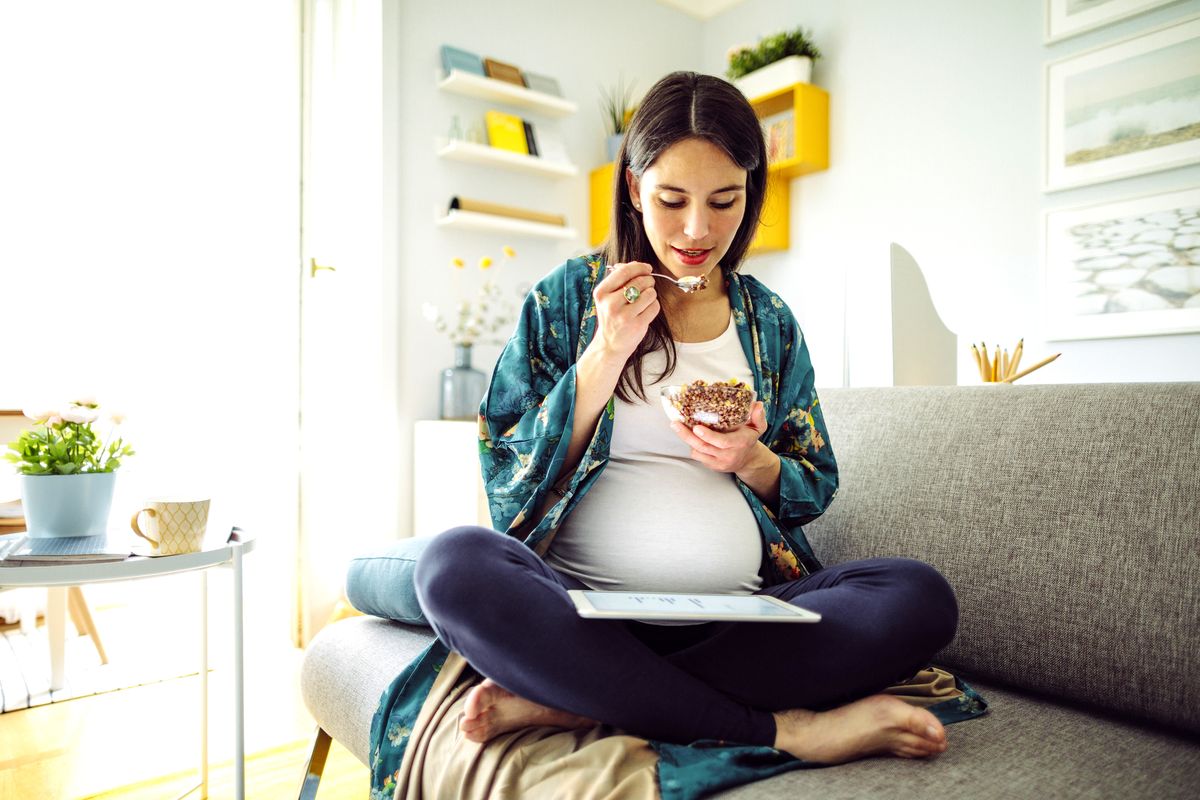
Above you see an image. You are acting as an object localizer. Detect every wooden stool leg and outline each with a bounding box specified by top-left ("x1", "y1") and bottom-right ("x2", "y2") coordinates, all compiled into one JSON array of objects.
[
  {"x1": 67, "y1": 586, "x2": 108, "y2": 665},
  {"x1": 67, "y1": 590, "x2": 87, "y2": 635}
]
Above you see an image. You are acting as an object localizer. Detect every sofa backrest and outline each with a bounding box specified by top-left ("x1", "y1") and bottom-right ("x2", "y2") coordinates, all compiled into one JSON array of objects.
[{"x1": 806, "y1": 384, "x2": 1200, "y2": 734}]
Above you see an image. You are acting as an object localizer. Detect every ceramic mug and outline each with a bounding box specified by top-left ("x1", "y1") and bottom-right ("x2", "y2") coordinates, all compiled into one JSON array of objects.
[{"x1": 130, "y1": 498, "x2": 210, "y2": 555}]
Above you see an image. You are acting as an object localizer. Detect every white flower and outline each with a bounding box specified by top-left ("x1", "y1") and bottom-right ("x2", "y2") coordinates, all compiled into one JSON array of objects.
[
  {"x1": 71, "y1": 395, "x2": 99, "y2": 407},
  {"x1": 109, "y1": 410, "x2": 127, "y2": 425},
  {"x1": 61, "y1": 406, "x2": 100, "y2": 424},
  {"x1": 23, "y1": 407, "x2": 56, "y2": 424}
]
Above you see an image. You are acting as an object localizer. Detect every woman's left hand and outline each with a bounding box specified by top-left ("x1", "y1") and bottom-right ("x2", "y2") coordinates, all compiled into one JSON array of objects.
[{"x1": 670, "y1": 400, "x2": 771, "y2": 475}]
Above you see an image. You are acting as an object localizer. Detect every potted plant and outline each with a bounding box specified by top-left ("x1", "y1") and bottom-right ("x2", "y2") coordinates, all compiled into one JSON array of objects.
[
  {"x1": 5, "y1": 399, "x2": 134, "y2": 538},
  {"x1": 599, "y1": 76, "x2": 638, "y2": 163},
  {"x1": 726, "y1": 27, "x2": 822, "y2": 100}
]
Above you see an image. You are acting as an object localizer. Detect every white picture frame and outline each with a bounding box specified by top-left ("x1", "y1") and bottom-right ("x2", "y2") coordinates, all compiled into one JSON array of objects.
[
  {"x1": 1044, "y1": 14, "x2": 1200, "y2": 191},
  {"x1": 1045, "y1": 0, "x2": 1184, "y2": 43},
  {"x1": 1044, "y1": 186, "x2": 1200, "y2": 340}
]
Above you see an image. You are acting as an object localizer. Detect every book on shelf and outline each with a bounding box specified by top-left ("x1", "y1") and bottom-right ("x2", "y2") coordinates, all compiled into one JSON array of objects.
[
  {"x1": 485, "y1": 110, "x2": 529, "y2": 155},
  {"x1": 0, "y1": 531, "x2": 133, "y2": 566},
  {"x1": 522, "y1": 120, "x2": 540, "y2": 157},
  {"x1": 440, "y1": 44, "x2": 484, "y2": 77},
  {"x1": 483, "y1": 57, "x2": 525, "y2": 87},
  {"x1": 759, "y1": 110, "x2": 795, "y2": 165},
  {"x1": 448, "y1": 197, "x2": 566, "y2": 227},
  {"x1": 522, "y1": 71, "x2": 562, "y2": 97}
]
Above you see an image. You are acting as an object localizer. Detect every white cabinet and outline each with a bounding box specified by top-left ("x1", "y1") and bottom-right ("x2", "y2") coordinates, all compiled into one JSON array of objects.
[{"x1": 412, "y1": 420, "x2": 492, "y2": 537}]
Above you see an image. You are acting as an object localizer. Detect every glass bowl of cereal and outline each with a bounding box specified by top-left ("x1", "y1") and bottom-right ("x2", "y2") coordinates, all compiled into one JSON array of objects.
[{"x1": 661, "y1": 379, "x2": 756, "y2": 432}]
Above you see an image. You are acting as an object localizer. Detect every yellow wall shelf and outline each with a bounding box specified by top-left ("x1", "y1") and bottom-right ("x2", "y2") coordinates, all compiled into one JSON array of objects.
[{"x1": 588, "y1": 81, "x2": 828, "y2": 255}]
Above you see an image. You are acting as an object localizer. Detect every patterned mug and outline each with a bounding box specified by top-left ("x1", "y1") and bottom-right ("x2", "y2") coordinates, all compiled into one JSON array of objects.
[{"x1": 130, "y1": 498, "x2": 210, "y2": 555}]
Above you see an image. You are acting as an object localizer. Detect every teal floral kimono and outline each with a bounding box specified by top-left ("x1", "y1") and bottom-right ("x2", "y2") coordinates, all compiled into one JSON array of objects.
[{"x1": 369, "y1": 256, "x2": 985, "y2": 800}]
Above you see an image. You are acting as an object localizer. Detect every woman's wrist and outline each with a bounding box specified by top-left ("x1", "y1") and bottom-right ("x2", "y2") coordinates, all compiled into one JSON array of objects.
[{"x1": 736, "y1": 443, "x2": 781, "y2": 507}]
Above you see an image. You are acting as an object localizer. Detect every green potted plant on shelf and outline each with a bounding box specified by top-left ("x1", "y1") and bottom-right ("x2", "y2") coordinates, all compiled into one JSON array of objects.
[
  {"x1": 599, "y1": 75, "x2": 638, "y2": 163},
  {"x1": 5, "y1": 399, "x2": 134, "y2": 538},
  {"x1": 726, "y1": 26, "x2": 822, "y2": 99}
]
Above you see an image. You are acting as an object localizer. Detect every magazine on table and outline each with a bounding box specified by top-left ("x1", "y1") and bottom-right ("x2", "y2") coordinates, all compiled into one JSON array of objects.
[{"x1": 0, "y1": 531, "x2": 133, "y2": 566}]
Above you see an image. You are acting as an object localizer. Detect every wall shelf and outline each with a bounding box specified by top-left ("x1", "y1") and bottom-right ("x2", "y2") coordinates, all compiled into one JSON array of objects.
[
  {"x1": 435, "y1": 137, "x2": 578, "y2": 178},
  {"x1": 436, "y1": 208, "x2": 578, "y2": 241},
  {"x1": 751, "y1": 82, "x2": 829, "y2": 180},
  {"x1": 438, "y1": 69, "x2": 578, "y2": 118}
]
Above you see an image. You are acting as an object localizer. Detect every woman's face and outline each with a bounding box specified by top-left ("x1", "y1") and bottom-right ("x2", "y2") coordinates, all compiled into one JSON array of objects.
[{"x1": 627, "y1": 137, "x2": 748, "y2": 280}]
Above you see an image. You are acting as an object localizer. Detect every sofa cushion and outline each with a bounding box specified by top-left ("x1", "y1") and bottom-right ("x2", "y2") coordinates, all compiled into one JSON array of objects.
[
  {"x1": 712, "y1": 680, "x2": 1200, "y2": 799},
  {"x1": 344, "y1": 536, "x2": 433, "y2": 626},
  {"x1": 807, "y1": 384, "x2": 1200, "y2": 734},
  {"x1": 301, "y1": 619, "x2": 1200, "y2": 798}
]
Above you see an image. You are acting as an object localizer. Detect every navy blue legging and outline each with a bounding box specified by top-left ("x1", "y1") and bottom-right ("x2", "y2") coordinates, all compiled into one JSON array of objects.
[{"x1": 413, "y1": 526, "x2": 958, "y2": 748}]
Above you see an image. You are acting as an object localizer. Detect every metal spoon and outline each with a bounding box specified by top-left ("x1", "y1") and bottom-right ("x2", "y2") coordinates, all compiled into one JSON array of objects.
[{"x1": 606, "y1": 266, "x2": 708, "y2": 294}]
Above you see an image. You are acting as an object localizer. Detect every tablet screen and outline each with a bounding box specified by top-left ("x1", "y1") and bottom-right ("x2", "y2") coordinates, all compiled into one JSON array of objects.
[{"x1": 569, "y1": 590, "x2": 820, "y2": 623}]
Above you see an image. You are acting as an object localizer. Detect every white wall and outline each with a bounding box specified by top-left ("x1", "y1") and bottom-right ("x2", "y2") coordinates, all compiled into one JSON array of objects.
[{"x1": 701, "y1": 0, "x2": 1200, "y2": 386}]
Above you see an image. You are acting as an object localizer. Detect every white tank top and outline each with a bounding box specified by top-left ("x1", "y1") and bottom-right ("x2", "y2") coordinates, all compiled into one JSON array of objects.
[{"x1": 545, "y1": 313, "x2": 764, "y2": 598}]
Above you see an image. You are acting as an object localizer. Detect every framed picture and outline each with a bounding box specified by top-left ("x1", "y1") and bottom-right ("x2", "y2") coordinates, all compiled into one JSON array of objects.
[
  {"x1": 1044, "y1": 14, "x2": 1200, "y2": 191},
  {"x1": 1043, "y1": 186, "x2": 1200, "y2": 340},
  {"x1": 1045, "y1": 0, "x2": 1184, "y2": 43}
]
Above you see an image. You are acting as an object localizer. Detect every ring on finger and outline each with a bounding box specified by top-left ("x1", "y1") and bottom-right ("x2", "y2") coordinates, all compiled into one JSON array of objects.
[{"x1": 623, "y1": 285, "x2": 641, "y2": 304}]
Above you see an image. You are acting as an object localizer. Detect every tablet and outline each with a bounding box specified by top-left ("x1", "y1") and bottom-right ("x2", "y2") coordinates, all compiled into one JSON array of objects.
[{"x1": 568, "y1": 590, "x2": 821, "y2": 623}]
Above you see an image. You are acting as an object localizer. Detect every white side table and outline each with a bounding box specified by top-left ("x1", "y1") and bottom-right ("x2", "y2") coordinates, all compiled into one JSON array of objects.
[{"x1": 0, "y1": 537, "x2": 254, "y2": 800}]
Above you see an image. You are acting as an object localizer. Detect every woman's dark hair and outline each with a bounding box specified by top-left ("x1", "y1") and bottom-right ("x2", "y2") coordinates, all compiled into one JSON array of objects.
[{"x1": 603, "y1": 71, "x2": 767, "y2": 402}]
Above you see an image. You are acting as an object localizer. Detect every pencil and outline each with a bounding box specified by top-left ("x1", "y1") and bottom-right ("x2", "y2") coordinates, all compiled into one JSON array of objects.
[
  {"x1": 1003, "y1": 352, "x2": 1061, "y2": 383},
  {"x1": 992, "y1": 347, "x2": 1000, "y2": 382},
  {"x1": 971, "y1": 344, "x2": 987, "y2": 382},
  {"x1": 1002, "y1": 350, "x2": 1009, "y2": 381},
  {"x1": 1007, "y1": 339, "x2": 1024, "y2": 380}
]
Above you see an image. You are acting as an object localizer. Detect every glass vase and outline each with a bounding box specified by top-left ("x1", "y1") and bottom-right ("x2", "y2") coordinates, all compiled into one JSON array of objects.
[{"x1": 439, "y1": 343, "x2": 487, "y2": 421}]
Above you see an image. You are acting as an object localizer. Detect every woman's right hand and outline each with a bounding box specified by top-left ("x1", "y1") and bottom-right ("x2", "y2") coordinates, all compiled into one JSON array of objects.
[{"x1": 591, "y1": 261, "x2": 660, "y2": 361}]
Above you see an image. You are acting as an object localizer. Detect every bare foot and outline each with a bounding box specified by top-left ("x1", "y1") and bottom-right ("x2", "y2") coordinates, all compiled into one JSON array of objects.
[
  {"x1": 773, "y1": 695, "x2": 948, "y2": 763},
  {"x1": 460, "y1": 678, "x2": 597, "y2": 743}
]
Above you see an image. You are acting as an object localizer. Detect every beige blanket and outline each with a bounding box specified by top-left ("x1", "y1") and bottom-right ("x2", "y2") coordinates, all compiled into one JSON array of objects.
[{"x1": 393, "y1": 652, "x2": 964, "y2": 800}]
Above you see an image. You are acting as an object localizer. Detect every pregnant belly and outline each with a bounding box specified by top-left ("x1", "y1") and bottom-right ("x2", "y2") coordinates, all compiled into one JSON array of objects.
[{"x1": 545, "y1": 460, "x2": 764, "y2": 594}]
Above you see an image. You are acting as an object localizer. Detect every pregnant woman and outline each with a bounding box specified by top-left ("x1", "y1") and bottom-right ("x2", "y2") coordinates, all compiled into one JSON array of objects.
[{"x1": 414, "y1": 70, "x2": 959, "y2": 764}]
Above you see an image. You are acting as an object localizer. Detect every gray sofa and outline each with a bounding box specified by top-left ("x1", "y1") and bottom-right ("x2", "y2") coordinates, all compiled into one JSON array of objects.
[{"x1": 300, "y1": 384, "x2": 1200, "y2": 798}]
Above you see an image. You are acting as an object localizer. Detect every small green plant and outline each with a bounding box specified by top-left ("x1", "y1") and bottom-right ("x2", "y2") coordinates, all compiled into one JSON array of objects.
[
  {"x1": 5, "y1": 399, "x2": 134, "y2": 475},
  {"x1": 598, "y1": 75, "x2": 638, "y2": 136},
  {"x1": 726, "y1": 27, "x2": 822, "y2": 80}
]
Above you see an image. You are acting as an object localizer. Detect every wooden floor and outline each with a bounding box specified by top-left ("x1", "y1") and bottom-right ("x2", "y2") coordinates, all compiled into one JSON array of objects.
[{"x1": 0, "y1": 600, "x2": 369, "y2": 799}]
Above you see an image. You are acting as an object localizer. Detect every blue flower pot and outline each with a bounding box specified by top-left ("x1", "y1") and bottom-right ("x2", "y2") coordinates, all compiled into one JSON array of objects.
[
  {"x1": 606, "y1": 133, "x2": 624, "y2": 163},
  {"x1": 21, "y1": 472, "x2": 117, "y2": 538}
]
